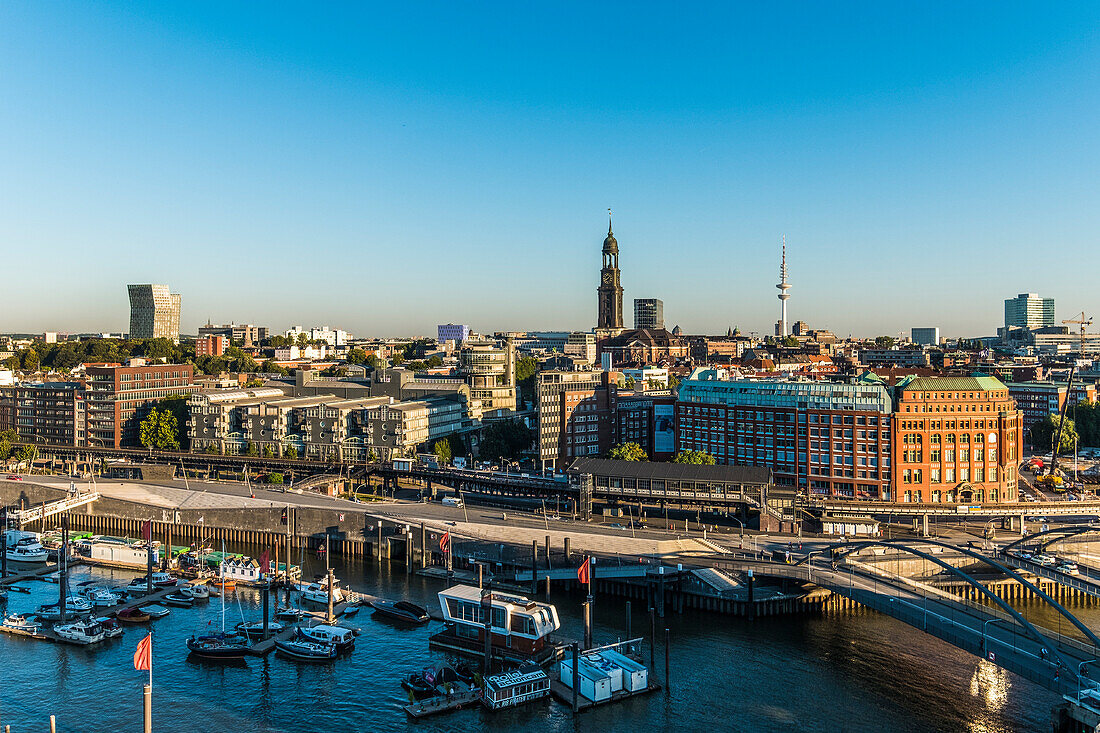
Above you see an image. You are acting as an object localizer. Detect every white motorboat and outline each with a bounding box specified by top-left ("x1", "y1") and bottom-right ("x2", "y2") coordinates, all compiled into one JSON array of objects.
[
  {"x1": 91, "y1": 616, "x2": 124, "y2": 639},
  {"x1": 35, "y1": 596, "x2": 95, "y2": 620},
  {"x1": 181, "y1": 584, "x2": 210, "y2": 600},
  {"x1": 82, "y1": 587, "x2": 123, "y2": 608},
  {"x1": 235, "y1": 620, "x2": 285, "y2": 638},
  {"x1": 1, "y1": 614, "x2": 42, "y2": 636},
  {"x1": 296, "y1": 624, "x2": 356, "y2": 651},
  {"x1": 302, "y1": 577, "x2": 344, "y2": 605},
  {"x1": 54, "y1": 618, "x2": 107, "y2": 645},
  {"x1": 4, "y1": 531, "x2": 49, "y2": 563}
]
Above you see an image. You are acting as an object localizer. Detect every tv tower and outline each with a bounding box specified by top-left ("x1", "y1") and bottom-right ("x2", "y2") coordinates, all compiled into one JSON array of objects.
[{"x1": 776, "y1": 236, "x2": 791, "y2": 337}]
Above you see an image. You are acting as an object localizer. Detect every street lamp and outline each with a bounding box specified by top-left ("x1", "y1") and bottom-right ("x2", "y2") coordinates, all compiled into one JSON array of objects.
[
  {"x1": 1078, "y1": 659, "x2": 1097, "y2": 705},
  {"x1": 981, "y1": 618, "x2": 1002, "y2": 656}
]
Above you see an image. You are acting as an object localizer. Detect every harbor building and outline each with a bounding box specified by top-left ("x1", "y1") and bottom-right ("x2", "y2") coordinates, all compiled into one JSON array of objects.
[
  {"x1": 127, "y1": 284, "x2": 182, "y2": 341},
  {"x1": 892, "y1": 376, "x2": 1022, "y2": 503},
  {"x1": 676, "y1": 370, "x2": 894, "y2": 498},
  {"x1": 457, "y1": 338, "x2": 517, "y2": 417}
]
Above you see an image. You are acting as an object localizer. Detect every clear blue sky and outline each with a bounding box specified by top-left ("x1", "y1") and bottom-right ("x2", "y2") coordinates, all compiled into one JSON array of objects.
[{"x1": 3, "y1": 2, "x2": 1099, "y2": 339}]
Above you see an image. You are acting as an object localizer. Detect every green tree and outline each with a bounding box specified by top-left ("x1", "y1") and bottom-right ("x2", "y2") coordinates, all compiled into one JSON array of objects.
[
  {"x1": 390, "y1": 352, "x2": 405, "y2": 367},
  {"x1": 1030, "y1": 413, "x2": 1078, "y2": 455},
  {"x1": 781, "y1": 336, "x2": 799, "y2": 347},
  {"x1": 668, "y1": 375, "x2": 681, "y2": 391},
  {"x1": 479, "y1": 419, "x2": 534, "y2": 461},
  {"x1": 14, "y1": 445, "x2": 36, "y2": 464},
  {"x1": 407, "y1": 360, "x2": 427, "y2": 372},
  {"x1": 262, "y1": 445, "x2": 274, "y2": 458},
  {"x1": 623, "y1": 377, "x2": 636, "y2": 389},
  {"x1": 673, "y1": 449, "x2": 716, "y2": 465},
  {"x1": 608, "y1": 442, "x2": 648, "y2": 461},
  {"x1": 138, "y1": 408, "x2": 180, "y2": 451},
  {"x1": 265, "y1": 472, "x2": 284, "y2": 484},
  {"x1": 204, "y1": 444, "x2": 219, "y2": 455},
  {"x1": 426, "y1": 355, "x2": 444, "y2": 368},
  {"x1": 260, "y1": 359, "x2": 289, "y2": 376},
  {"x1": 873, "y1": 336, "x2": 896, "y2": 349},
  {"x1": 364, "y1": 354, "x2": 380, "y2": 369},
  {"x1": 515, "y1": 356, "x2": 539, "y2": 404},
  {"x1": 244, "y1": 442, "x2": 259, "y2": 457},
  {"x1": 284, "y1": 446, "x2": 299, "y2": 459},
  {"x1": 432, "y1": 439, "x2": 453, "y2": 464},
  {"x1": 158, "y1": 395, "x2": 191, "y2": 450},
  {"x1": 346, "y1": 348, "x2": 368, "y2": 365}
]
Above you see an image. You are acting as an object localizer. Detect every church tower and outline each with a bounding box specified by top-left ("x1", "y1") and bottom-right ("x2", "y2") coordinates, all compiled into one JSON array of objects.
[{"x1": 597, "y1": 214, "x2": 624, "y2": 330}]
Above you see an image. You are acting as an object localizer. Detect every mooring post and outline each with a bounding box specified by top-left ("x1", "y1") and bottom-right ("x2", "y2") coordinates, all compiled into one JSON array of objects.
[
  {"x1": 746, "y1": 569, "x2": 755, "y2": 621},
  {"x1": 262, "y1": 583, "x2": 270, "y2": 640},
  {"x1": 420, "y1": 522, "x2": 427, "y2": 569},
  {"x1": 545, "y1": 534, "x2": 551, "y2": 570},
  {"x1": 649, "y1": 606, "x2": 656, "y2": 668},
  {"x1": 531, "y1": 540, "x2": 538, "y2": 595},
  {"x1": 477, "y1": 563, "x2": 484, "y2": 589},
  {"x1": 143, "y1": 683, "x2": 152, "y2": 733},
  {"x1": 664, "y1": 628, "x2": 670, "y2": 688},
  {"x1": 563, "y1": 536, "x2": 570, "y2": 565},
  {"x1": 625, "y1": 600, "x2": 632, "y2": 641},
  {"x1": 571, "y1": 642, "x2": 580, "y2": 714}
]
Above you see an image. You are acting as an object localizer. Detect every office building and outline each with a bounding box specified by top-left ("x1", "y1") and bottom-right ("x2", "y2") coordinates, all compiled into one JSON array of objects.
[
  {"x1": 285, "y1": 325, "x2": 351, "y2": 347},
  {"x1": 198, "y1": 323, "x2": 269, "y2": 346},
  {"x1": 911, "y1": 328, "x2": 940, "y2": 346},
  {"x1": 195, "y1": 335, "x2": 228, "y2": 357},
  {"x1": 128, "y1": 284, "x2": 182, "y2": 341},
  {"x1": 677, "y1": 370, "x2": 893, "y2": 497},
  {"x1": 1005, "y1": 381, "x2": 1097, "y2": 430},
  {"x1": 437, "y1": 324, "x2": 471, "y2": 344},
  {"x1": 892, "y1": 376, "x2": 1021, "y2": 503},
  {"x1": 633, "y1": 299, "x2": 664, "y2": 330},
  {"x1": 537, "y1": 370, "x2": 617, "y2": 469},
  {"x1": 1004, "y1": 293, "x2": 1055, "y2": 331},
  {"x1": 564, "y1": 332, "x2": 597, "y2": 364},
  {"x1": 597, "y1": 217, "x2": 624, "y2": 331},
  {"x1": 457, "y1": 338, "x2": 517, "y2": 416},
  {"x1": 85, "y1": 362, "x2": 194, "y2": 447}
]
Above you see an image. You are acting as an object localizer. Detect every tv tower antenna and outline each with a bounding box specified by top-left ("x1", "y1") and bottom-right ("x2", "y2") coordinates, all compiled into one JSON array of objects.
[{"x1": 776, "y1": 236, "x2": 791, "y2": 337}]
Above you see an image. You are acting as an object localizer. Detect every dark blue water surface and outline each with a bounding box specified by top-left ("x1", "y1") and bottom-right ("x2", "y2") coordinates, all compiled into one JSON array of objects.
[{"x1": 0, "y1": 550, "x2": 1077, "y2": 732}]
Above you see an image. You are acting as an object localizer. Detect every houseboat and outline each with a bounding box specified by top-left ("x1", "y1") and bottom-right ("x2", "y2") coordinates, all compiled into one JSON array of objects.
[
  {"x1": 482, "y1": 665, "x2": 551, "y2": 710},
  {"x1": 77, "y1": 536, "x2": 159, "y2": 570},
  {"x1": 437, "y1": 585, "x2": 560, "y2": 654}
]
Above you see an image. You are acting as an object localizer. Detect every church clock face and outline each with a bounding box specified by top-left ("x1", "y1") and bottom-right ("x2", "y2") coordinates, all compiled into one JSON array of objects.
[{"x1": 602, "y1": 271, "x2": 614, "y2": 285}]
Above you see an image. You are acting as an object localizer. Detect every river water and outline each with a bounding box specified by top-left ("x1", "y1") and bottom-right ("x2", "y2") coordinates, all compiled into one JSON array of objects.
[{"x1": 0, "y1": 549, "x2": 1083, "y2": 733}]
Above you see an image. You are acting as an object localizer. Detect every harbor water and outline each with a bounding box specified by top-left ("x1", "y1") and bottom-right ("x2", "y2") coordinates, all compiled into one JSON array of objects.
[{"x1": 0, "y1": 549, "x2": 1081, "y2": 732}]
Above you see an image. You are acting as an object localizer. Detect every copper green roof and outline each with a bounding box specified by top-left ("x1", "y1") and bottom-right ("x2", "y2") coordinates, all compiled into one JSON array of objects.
[{"x1": 896, "y1": 376, "x2": 1007, "y2": 393}]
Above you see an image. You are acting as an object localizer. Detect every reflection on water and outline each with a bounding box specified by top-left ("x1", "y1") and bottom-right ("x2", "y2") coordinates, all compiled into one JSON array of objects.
[{"x1": 0, "y1": 550, "x2": 1091, "y2": 732}]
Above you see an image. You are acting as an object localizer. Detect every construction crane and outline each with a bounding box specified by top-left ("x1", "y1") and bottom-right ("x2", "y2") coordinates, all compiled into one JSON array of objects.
[{"x1": 1062, "y1": 311, "x2": 1093, "y2": 353}]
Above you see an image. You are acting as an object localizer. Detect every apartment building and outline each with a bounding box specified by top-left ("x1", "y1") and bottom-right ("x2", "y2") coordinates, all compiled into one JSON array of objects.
[
  {"x1": 537, "y1": 370, "x2": 617, "y2": 469},
  {"x1": 0, "y1": 382, "x2": 85, "y2": 446},
  {"x1": 85, "y1": 362, "x2": 194, "y2": 447}
]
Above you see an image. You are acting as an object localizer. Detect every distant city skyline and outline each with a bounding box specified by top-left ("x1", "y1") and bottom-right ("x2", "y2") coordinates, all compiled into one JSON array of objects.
[{"x1": 2, "y1": 3, "x2": 1099, "y2": 338}]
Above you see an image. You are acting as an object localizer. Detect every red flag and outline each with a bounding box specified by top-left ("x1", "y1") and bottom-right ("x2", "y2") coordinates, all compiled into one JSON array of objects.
[
  {"x1": 577, "y1": 556, "x2": 591, "y2": 585},
  {"x1": 439, "y1": 532, "x2": 451, "y2": 554},
  {"x1": 259, "y1": 549, "x2": 270, "y2": 573},
  {"x1": 142, "y1": 520, "x2": 152, "y2": 542},
  {"x1": 134, "y1": 633, "x2": 152, "y2": 671}
]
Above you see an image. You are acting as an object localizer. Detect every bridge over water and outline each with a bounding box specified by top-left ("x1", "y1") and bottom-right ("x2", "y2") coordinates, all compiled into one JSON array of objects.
[{"x1": 707, "y1": 539, "x2": 1100, "y2": 705}]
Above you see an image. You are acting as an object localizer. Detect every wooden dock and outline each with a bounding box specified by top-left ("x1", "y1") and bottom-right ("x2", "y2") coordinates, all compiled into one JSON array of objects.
[
  {"x1": 247, "y1": 600, "x2": 362, "y2": 656},
  {"x1": 403, "y1": 682, "x2": 481, "y2": 718}
]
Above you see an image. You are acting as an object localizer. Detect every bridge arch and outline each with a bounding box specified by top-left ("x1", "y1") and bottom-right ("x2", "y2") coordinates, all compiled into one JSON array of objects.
[{"x1": 829, "y1": 538, "x2": 1100, "y2": 669}]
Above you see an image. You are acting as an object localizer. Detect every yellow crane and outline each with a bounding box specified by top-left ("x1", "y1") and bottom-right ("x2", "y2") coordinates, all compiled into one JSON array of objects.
[{"x1": 1062, "y1": 311, "x2": 1093, "y2": 353}]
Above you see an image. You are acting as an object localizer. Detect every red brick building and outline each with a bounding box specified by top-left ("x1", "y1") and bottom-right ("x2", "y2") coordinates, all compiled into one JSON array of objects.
[
  {"x1": 84, "y1": 362, "x2": 195, "y2": 447},
  {"x1": 195, "y1": 335, "x2": 228, "y2": 357},
  {"x1": 892, "y1": 376, "x2": 1022, "y2": 503}
]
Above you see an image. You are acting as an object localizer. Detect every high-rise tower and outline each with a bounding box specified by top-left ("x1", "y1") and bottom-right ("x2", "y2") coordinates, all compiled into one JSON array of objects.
[
  {"x1": 128, "y1": 284, "x2": 182, "y2": 341},
  {"x1": 776, "y1": 238, "x2": 791, "y2": 337},
  {"x1": 597, "y1": 213, "x2": 624, "y2": 330}
]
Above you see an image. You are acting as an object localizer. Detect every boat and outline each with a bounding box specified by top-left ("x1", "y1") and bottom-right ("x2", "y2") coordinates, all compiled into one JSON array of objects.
[
  {"x1": 162, "y1": 593, "x2": 194, "y2": 608},
  {"x1": 4, "y1": 530, "x2": 49, "y2": 563},
  {"x1": 209, "y1": 577, "x2": 236, "y2": 590},
  {"x1": 301, "y1": 577, "x2": 344, "y2": 605},
  {"x1": 54, "y1": 618, "x2": 107, "y2": 645},
  {"x1": 82, "y1": 587, "x2": 124, "y2": 608},
  {"x1": 274, "y1": 639, "x2": 337, "y2": 661},
  {"x1": 275, "y1": 606, "x2": 308, "y2": 621},
  {"x1": 342, "y1": 604, "x2": 360, "y2": 618},
  {"x1": 143, "y1": 604, "x2": 171, "y2": 619},
  {"x1": 482, "y1": 664, "x2": 551, "y2": 710},
  {"x1": 235, "y1": 620, "x2": 285, "y2": 638},
  {"x1": 181, "y1": 584, "x2": 210, "y2": 600},
  {"x1": 126, "y1": 574, "x2": 175, "y2": 594},
  {"x1": 437, "y1": 585, "x2": 560, "y2": 654},
  {"x1": 35, "y1": 596, "x2": 94, "y2": 620},
  {"x1": 79, "y1": 536, "x2": 159, "y2": 570},
  {"x1": 0, "y1": 588, "x2": 7, "y2": 603},
  {"x1": 401, "y1": 671, "x2": 439, "y2": 698},
  {"x1": 297, "y1": 624, "x2": 356, "y2": 651},
  {"x1": 185, "y1": 633, "x2": 251, "y2": 659},
  {"x1": 116, "y1": 607, "x2": 151, "y2": 623},
  {"x1": 92, "y1": 616, "x2": 124, "y2": 639},
  {"x1": 369, "y1": 599, "x2": 429, "y2": 624},
  {"x1": 1, "y1": 614, "x2": 42, "y2": 636}
]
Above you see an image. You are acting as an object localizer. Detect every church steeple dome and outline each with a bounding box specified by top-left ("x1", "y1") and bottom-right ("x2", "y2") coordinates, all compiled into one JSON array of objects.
[{"x1": 603, "y1": 215, "x2": 618, "y2": 254}]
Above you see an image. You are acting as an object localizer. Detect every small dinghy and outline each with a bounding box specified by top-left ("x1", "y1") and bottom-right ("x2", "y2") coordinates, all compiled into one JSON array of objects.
[
  {"x1": 369, "y1": 599, "x2": 429, "y2": 624},
  {"x1": 116, "y1": 607, "x2": 151, "y2": 623},
  {"x1": 275, "y1": 606, "x2": 308, "y2": 621},
  {"x1": 163, "y1": 593, "x2": 194, "y2": 608},
  {"x1": 142, "y1": 604, "x2": 171, "y2": 619}
]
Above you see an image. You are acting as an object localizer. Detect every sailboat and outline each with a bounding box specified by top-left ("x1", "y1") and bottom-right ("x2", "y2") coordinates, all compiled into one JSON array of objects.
[{"x1": 185, "y1": 540, "x2": 250, "y2": 660}]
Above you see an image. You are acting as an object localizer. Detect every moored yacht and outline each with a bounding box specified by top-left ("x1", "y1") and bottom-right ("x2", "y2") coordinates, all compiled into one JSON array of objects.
[
  {"x1": 54, "y1": 618, "x2": 107, "y2": 645},
  {"x1": 81, "y1": 587, "x2": 123, "y2": 608},
  {"x1": 4, "y1": 531, "x2": 49, "y2": 564},
  {"x1": 35, "y1": 596, "x2": 95, "y2": 620},
  {"x1": 302, "y1": 577, "x2": 344, "y2": 605}
]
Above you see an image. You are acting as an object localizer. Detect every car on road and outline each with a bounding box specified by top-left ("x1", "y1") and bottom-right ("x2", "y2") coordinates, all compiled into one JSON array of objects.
[
  {"x1": 1027, "y1": 516, "x2": 1049, "y2": 523},
  {"x1": 608, "y1": 523, "x2": 626, "y2": 530},
  {"x1": 1022, "y1": 494, "x2": 1036, "y2": 502},
  {"x1": 1057, "y1": 561, "x2": 1080, "y2": 575},
  {"x1": 1035, "y1": 554, "x2": 1056, "y2": 566},
  {"x1": 1015, "y1": 551, "x2": 1033, "y2": 560}
]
